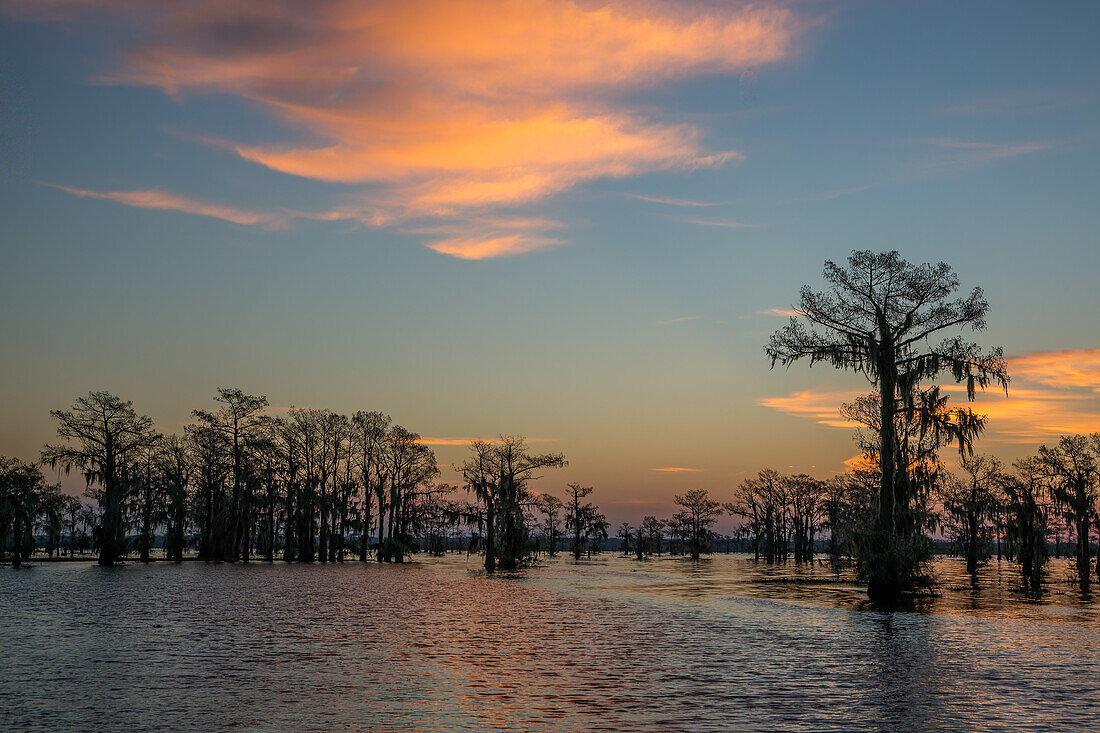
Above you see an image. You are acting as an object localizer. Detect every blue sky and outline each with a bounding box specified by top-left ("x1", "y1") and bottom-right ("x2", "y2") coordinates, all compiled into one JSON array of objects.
[{"x1": 2, "y1": 0, "x2": 1099, "y2": 522}]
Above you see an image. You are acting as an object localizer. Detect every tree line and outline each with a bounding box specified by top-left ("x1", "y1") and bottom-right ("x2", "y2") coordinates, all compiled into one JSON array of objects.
[
  {"x1": 2, "y1": 388, "x2": 1097, "y2": 599},
  {"x1": 0, "y1": 389, "x2": 618, "y2": 571},
  {"x1": 0, "y1": 390, "x2": 722, "y2": 571}
]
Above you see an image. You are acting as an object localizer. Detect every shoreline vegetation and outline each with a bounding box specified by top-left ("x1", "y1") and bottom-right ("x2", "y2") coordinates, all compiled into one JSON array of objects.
[{"x1": 3, "y1": 251, "x2": 1100, "y2": 604}]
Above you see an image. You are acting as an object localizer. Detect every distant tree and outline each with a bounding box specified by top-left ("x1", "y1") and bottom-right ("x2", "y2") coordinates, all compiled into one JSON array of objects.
[
  {"x1": 62, "y1": 494, "x2": 83, "y2": 557},
  {"x1": 157, "y1": 434, "x2": 192, "y2": 562},
  {"x1": 284, "y1": 408, "x2": 328, "y2": 563},
  {"x1": 248, "y1": 421, "x2": 282, "y2": 563},
  {"x1": 36, "y1": 483, "x2": 66, "y2": 559},
  {"x1": 787, "y1": 473, "x2": 825, "y2": 564},
  {"x1": 461, "y1": 438, "x2": 565, "y2": 571},
  {"x1": 1002, "y1": 457, "x2": 1051, "y2": 593},
  {"x1": 666, "y1": 513, "x2": 690, "y2": 555},
  {"x1": 351, "y1": 411, "x2": 390, "y2": 561},
  {"x1": 532, "y1": 492, "x2": 564, "y2": 556},
  {"x1": 186, "y1": 421, "x2": 231, "y2": 560},
  {"x1": 729, "y1": 469, "x2": 787, "y2": 562},
  {"x1": 193, "y1": 388, "x2": 269, "y2": 562},
  {"x1": 564, "y1": 482, "x2": 597, "y2": 561},
  {"x1": 766, "y1": 251, "x2": 1008, "y2": 598},
  {"x1": 674, "y1": 489, "x2": 723, "y2": 561},
  {"x1": 641, "y1": 515, "x2": 665, "y2": 556},
  {"x1": 1038, "y1": 435, "x2": 1099, "y2": 593},
  {"x1": 632, "y1": 525, "x2": 646, "y2": 559},
  {"x1": 939, "y1": 454, "x2": 1001, "y2": 577},
  {"x1": 586, "y1": 512, "x2": 609, "y2": 556},
  {"x1": 0, "y1": 457, "x2": 48, "y2": 566},
  {"x1": 77, "y1": 505, "x2": 97, "y2": 554},
  {"x1": 129, "y1": 441, "x2": 163, "y2": 563},
  {"x1": 380, "y1": 425, "x2": 437, "y2": 563},
  {"x1": 460, "y1": 440, "x2": 498, "y2": 569},
  {"x1": 820, "y1": 474, "x2": 869, "y2": 571},
  {"x1": 42, "y1": 391, "x2": 156, "y2": 566},
  {"x1": 617, "y1": 522, "x2": 634, "y2": 556}
]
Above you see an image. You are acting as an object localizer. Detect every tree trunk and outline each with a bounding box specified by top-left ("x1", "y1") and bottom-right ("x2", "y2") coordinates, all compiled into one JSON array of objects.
[
  {"x1": 318, "y1": 477, "x2": 329, "y2": 563},
  {"x1": 877, "y1": 367, "x2": 897, "y2": 536},
  {"x1": 358, "y1": 501, "x2": 369, "y2": 562},
  {"x1": 966, "y1": 508, "x2": 979, "y2": 576},
  {"x1": 1076, "y1": 514, "x2": 1090, "y2": 594},
  {"x1": 99, "y1": 460, "x2": 122, "y2": 567},
  {"x1": 484, "y1": 502, "x2": 497, "y2": 572}
]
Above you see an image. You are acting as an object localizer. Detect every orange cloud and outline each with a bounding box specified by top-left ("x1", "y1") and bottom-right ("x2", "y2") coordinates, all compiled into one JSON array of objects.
[
  {"x1": 758, "y1": 389, "x2": 863, "y2": 428},
  {"x1": 416, "y1": 438, "x2": 476, "y2": 446},
  {"x1": 1010, "y1": 347, "x2": 1100, "y2": 392},
  {"x1": 15, "y1": 0, "x2": 805, "y2": 257},
  {"x1": 651, "y1": 467, "x2": 704, "y2": 472},
  {"x1": 843, "y1": 453, "x2": 874, "y2": 471},
  {"x1": 939, "y1": 385, "x2": 1100, "y2": 443},
  {"x1": 47, "y1": 184, "x2": 285, "y2": 228},
  {"x1": 759, "y1": 307, "x2": 800, "y2": 317},
  {"x1": 760, "y1": 347, "x2": 1100, "y2": 444},
  {"x1": 401, "y1": 215, "x2": 566, "y2": 258},
  {"x1": 417, "y1": 436, "x2": 559, "y2": 446},
  {"x1": 425, "y1": 234, "x2": 563, "y2": 260}
]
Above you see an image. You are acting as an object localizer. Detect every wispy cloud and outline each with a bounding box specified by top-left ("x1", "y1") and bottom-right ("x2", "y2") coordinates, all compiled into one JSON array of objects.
[
  {"x1": 651, "y1": 467, "x2": 704, "y2": 472},
  {"x1": 673, "y1": 216, "x2": 755, "y2": 229},
  {"x1": 623, "y1": 193, "x2": 726, "y2": 207},
  {"x1": 46, "y1": 184, "x2": 286, "y2": 228},
  {"x1": 16, "y1": 1, "x2": 807, "y2": 258},
  {"x1": 912, "y1": 138, "x2": 1052, "y2": 174},
  {"x1": 797, "y1": 137, "x2": 1054, "y2": 203},
  {"x1": 941, "y1": 91, "x2": 1092, "y2": 116},
  {"x1": 657, "y1": 316, "x2": 700, "y2": 325},
  {"x1": 759, "y1": 307, "x2": 799, "y2": 317},
  {"x1": 796, "y1": 181, "x2": 883, "y2": 203}
]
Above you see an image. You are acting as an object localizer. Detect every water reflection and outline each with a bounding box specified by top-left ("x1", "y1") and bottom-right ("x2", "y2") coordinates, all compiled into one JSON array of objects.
[{"x1": 1, "y1": 555, "x2": 1097, "y2": 732}]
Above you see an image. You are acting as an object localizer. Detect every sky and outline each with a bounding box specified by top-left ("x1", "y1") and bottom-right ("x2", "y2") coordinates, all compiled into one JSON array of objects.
[{"x1": 2, "y1": 0, "x2": 1099, "y2": 526}]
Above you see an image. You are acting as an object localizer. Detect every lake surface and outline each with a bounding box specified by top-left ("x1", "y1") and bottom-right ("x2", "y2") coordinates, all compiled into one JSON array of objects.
[{"x1": 2, "y1": 554, "x2": 1098, "y2": 732}]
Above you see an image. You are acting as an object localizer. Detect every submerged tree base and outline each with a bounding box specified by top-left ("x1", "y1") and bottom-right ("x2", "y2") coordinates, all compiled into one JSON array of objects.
[{"x1": 858, "y1": 529, "x2": 934, "y2": 601}]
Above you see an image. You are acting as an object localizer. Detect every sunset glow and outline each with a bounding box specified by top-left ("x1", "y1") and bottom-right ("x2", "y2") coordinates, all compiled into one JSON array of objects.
[{"x1": 2, "y1": 1, "x2": 1099, "y2": 521}]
